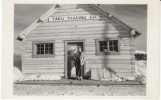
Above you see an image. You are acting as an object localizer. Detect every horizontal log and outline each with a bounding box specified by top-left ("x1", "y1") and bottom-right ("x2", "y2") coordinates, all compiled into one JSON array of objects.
[
  {"x1": 28, "y1": 32, "x2": 127, "y2": 39},
  {"x1": 24, "y1": 40, "x2": 64, "y2": 45},
  {"x1": 55, "y1": 7, "x2": 97, "y2": 13},
  {"x1": 23, "y1": 67, "x2": 64, "y2": 70},
  {"x1": 31, "y1": 26, "x2": 128, "y2": 34},
  {"x1": 86, "y1": 59, "x2": 132, "y2": 64},
  {"x1": 86, "y1": 64, "x2": 132, "y2": 68},
  {"x1": 35, "y1": 24, "x2": 124, "y2": 31},
  {"x1": 23, "y1": 69, "x2": 64, "y2": 74},
  {"x1": 38, "y1": 20, "x2": 120, "y2": 27},
  {"x1": 23, "y1": 67, "x2": 64, "y2": 71},
  {"x1": 85, "y1": 51, "x2": 131, "y2": 55},
  {"x1": 24, "y1": 60, "x2": 64, "y2": 65},
  {"x1": 85, "y1": 55, "x2": 133, "y2": 59},
  {"x1": 23, "y1": 64, "x2": 64, "y2": 67},
  {"x1": 85, "y1": 46, "x2": 131, "y2": 51},
  {"x1": 116, "y1": 73, "x2": 134, "y2": 76},
  {"x1": 88, "y1": 67, "x2": 131, "y2": 73},
  {"x1": 24, "y1": 58, "x2": 133, "y2": 65},
  {"x1": 24, "y1": 72, "x2": 64, "y2": 77},
  {"x1": 27, "y1": 35, "x2": 130, "y2": 41},
  {"x1": 23, "y1": 56, "x2": 64, "y2": 60},
  {"x1": 58, "y1": 4, "x2": 91, "y2": 9},
  {"x1": 51, "y1": 10, "x2": 101, "y2": 16},
  {"x1": 23, "y1": 50, "x2": 132, "y2": 57}
]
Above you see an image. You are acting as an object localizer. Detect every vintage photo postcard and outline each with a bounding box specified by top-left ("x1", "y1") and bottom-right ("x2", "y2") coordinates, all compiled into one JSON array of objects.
[{"x1": 2, "y1": 0, "x2": 160, "y2": 99}]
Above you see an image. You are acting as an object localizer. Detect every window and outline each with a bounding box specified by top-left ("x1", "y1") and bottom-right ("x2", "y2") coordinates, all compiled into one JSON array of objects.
[
  {"x1": 32, "y1": 41, "x2": 55, "y2": 58},
  {"x1": 36, "y1": 43, "x2": 53, "y2": 54},
  {"x1": 96, "y1": 39, "x2": 120, "y2": 55}
]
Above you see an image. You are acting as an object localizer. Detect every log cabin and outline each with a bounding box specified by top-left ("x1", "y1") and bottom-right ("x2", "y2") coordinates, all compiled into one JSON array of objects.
[{"x1": 17, "y1": 4, "x2": 142, "y2": 80}]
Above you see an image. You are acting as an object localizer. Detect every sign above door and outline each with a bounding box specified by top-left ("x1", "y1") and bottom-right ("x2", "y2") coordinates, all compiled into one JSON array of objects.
[{"x1": 48, "y1": 14, "x2": 100, "y2": 22}]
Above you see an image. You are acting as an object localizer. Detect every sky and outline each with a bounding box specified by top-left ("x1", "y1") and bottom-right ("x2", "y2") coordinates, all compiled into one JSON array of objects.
[{"x1": 14, "y1": 4, "x2": 147, "y2": 55}]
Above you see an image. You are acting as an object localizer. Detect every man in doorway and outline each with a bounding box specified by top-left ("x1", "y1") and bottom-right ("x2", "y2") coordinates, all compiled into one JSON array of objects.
[{"x1": 74, "y1": 46, "x2": 86, "y2": 80}]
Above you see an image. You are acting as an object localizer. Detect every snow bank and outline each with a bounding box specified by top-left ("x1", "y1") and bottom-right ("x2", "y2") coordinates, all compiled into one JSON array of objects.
[
  {"x1": 101, "y1": 60, "x2": 146, "y2": 83},
  {"x1": 135, "y1": 50, "x2": 147, "y2": 54},
  {"x1": 14, "y1": 67, "x2": 25, "y2": 82},
  {"x1": 135, "y1": 60, "x2": 146, "y2": 84},
  {"x1": 101, "y1": 75, "x2": 136, "y2": 82},
  {"x1": 24, "y1": 74, "x2": 62, "y2": 81},
  {"x1": 14, "y1": 67, "x2": 62, "y2": 82}
]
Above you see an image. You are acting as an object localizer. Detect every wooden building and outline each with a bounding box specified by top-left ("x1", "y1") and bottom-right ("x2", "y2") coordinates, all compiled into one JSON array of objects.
[{"x1": 17, "y1": 4, "x2": 141, "y2": 80}]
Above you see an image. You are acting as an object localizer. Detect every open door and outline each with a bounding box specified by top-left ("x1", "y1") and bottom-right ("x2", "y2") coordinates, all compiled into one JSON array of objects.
[{"x1": 65, "y1": 42, "x2": 84, "y2": 79}]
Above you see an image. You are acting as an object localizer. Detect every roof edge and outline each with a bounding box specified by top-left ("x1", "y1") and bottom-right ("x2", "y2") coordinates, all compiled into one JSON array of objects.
[
  {"x1": 91, "y1": 4, "x2": 142, "y2": 38},
  {"x1": 17, "y1": 4, "x2": 59, "y2": 41}
]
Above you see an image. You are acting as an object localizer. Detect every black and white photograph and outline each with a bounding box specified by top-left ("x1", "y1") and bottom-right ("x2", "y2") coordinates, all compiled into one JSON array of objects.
[{"x1": 13, "y1": 4, "x2": 148, "y2": 96}]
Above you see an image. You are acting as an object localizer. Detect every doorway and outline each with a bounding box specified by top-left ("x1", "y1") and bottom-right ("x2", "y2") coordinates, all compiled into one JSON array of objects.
[{"x1": 64, "y1": 41, "x2": 85, "y2": 79}]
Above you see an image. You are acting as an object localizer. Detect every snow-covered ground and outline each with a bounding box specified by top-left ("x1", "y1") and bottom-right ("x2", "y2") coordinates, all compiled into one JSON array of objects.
[
  {"x1": 135, "y1": 60, "x2": 146, "y2": 84},
  {"x1": 14, "y1": 84, "x2": 145, "y2": 96},
  {"x1": 135, "y1": 50, "x2": 147, "y2": 54},
  {"x1": 14, "y1": 67, "x2": 62, "y2": 82}
]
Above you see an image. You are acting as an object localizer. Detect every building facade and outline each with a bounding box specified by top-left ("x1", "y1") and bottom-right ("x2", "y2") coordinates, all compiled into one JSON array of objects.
[{"x1": 17, "y1": 4, "x2": 141, "y2": 80}]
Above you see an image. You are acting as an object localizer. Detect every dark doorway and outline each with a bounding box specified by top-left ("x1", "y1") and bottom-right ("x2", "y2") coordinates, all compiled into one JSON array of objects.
[{"x1": 65, "y1": 41, "x2": 85, "y2": 79}]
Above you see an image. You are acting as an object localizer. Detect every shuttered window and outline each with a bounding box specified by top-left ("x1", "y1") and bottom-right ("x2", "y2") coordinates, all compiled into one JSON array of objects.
[
  {"x1": 96, "y1": 38, "x2": 120, "y2": 55},
  {"x1": 32, "y1": 41, "x2": 55, "y2": 58}
]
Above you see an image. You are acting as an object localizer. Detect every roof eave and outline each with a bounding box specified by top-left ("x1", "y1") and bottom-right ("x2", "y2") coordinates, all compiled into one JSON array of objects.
[
  {"x1": 17, "y1": 4, "x2": 59, "y2": 41},
  {"x1": 92, "y1": 4, "x2": 142, "y2": 39}
]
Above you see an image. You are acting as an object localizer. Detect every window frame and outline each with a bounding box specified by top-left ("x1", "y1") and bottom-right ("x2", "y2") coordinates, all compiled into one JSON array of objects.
[
  {"x1": 96, "y1": 38, "x2": 120, "y2": 55},
  {"x1": 32, "y1": 41, "x2": 55, "y2": 58}
]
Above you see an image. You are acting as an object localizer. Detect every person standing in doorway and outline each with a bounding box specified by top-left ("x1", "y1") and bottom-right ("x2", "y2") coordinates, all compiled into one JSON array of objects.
[{"x1": 74, "y1": 46, "x2": 86, "y2": 80}]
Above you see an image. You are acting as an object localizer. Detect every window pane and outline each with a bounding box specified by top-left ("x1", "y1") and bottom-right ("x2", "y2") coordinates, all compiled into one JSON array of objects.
[
  {"x1": 48, "y1": 51, "x2": 53, "y2": 54},
  {"x1": 48, "y1": 43, "x2": 53, "y2": 47},
  {"x1": 104, "y1": 42, "x2": 107, "y2": 46},
  {"x1": 100, "y1": 41, "x2": 104, "y2": 46},
  {"x1": 109, "y1": 41, "x2": 113, "y2": 45},
  {"x1": 41, "y1": 47, "x2": 44, "y2": 51},
  {"x1": 109, "y1": 47, "x2": 113, "y2": 51},
  {"x1": 45, "y1": 44, "x2": 49, "y2": 48},
  {"x1": 114, "y1": 46, "x2": 118, "y2": 52},
  {"x1": 45, "y1": 51, "x2": 49, "y2": 54},
  {"x1": 40, "y1": 44, "x2": 44, "y2": 47},
  {"x1": 113, "y1": 40, "x2": 118, "y2": 46},
  {"x1": 37, "y1": 51, "x2": 40, "y2": 54},
  {"x1": 37, "y1": 44, "x2": 40, "y2": 48},
  {"x1": 100, "y1": 47, "x2": 104, "y2": 51},
  {"x1": 45, "y1": 48, "x2": 48, "y2": 51},
  {"x1": 49, "y1": 47, "x2": 52, "y2": 50}
]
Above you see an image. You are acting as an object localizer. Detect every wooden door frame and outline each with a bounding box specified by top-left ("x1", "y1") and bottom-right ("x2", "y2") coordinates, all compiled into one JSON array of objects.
[{"x1": 64, "y1": 40, "x2": 86, "y2": 79}]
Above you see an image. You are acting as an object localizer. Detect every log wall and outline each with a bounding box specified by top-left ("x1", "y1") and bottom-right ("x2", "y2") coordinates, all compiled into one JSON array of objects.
[{"x1": 22, "y1": 4, "x2": 135, "y2": 78}]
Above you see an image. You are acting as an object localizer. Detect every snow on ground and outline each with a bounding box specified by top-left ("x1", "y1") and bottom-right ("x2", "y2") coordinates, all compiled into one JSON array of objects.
[
  {"x1": 135, "y1": 50, "x2": 147, "y2": 54},
  {"x1": 14, "y1": 84, "x2": 146, "y2": 96},
  {"x1": 14, "y1": 67, "x2": 25, "y2": 82},
  {"x1": 14, "y1": 67, "x2": 62, "y2": 82},
  {"x1": 100, "y1": 60, "x2": 146, "y2": 83},
  {"x1": 135, "y1": 60, "x2": 146, "y2": 84}
]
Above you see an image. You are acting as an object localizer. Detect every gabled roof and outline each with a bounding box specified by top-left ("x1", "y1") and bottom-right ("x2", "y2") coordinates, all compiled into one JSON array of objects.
[{"x1": 17, "y1": 4, "x2": 142, "y2": 41}]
